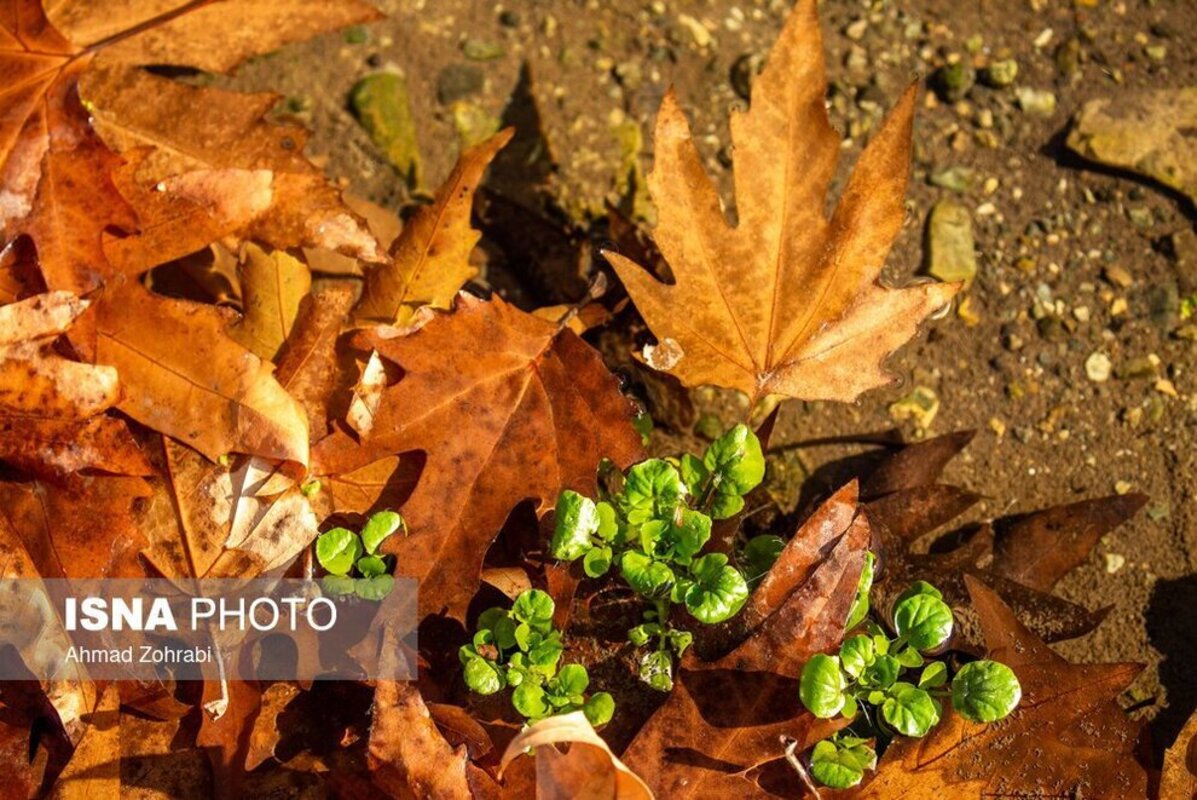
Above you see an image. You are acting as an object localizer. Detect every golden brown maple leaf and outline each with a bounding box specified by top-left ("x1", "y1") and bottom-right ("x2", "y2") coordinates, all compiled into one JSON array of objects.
[
  {"x1": 605, "y1": 0, "x2": 959, "y2": 404},
  {"x1": 1, "y1": 0, "x2": 382, "y2": 291},
  {"x1": 94, "y1": 279, "x2": 310, "y2": 465},
  {"x1": 227, "y1": 243, "x2": 311, "y2": 362},
  {"x1": 314, "y1": 294, "x2": 644, "y2": 621},
  {"x1": 352, "y1": 128, "x2": 514, "y2": 327},
  {"x1": 0, "y1": 291, "x2": 148, "y2": 475},
  {"x1": 857, "y1": 576, "x2": 1150, "y2": 797}
]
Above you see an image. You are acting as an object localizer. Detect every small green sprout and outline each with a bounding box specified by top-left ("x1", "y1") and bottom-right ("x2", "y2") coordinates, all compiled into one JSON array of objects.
[
  {"x1": 549, "y1": 424, "x2": 764, "y2": 692},
  {"x1": 460, "y1": 589, "x2": 614, "y2": 726},
  {"x1": 314, "y1": 510, "x2": 406, "y2": 601},
  {"x1": 799, "y1": 577, "x2": 1022, "y2": 788}
]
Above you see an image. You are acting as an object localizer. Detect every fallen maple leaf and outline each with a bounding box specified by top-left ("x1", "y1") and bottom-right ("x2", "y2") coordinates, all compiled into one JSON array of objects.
[
  {"x1": 94, "y1": 279, "x2": 310, "y2": 465},
  {"x1": 0, "y1": 290, "x2": 148, "y2": 475},
  {"x1": 2, "y1": 0, "x2": 382, "y2": 292},
  {"x1": 352, "y1": 128, "x2": 514, "y2": 327},
  {"x1": 856, "y1": 576, "x2": 1150, "y2": 797},
  {"x1": 499, "y1": 711, "x2": 654, "y2": 799},
  {"x1": 1161, "y1": 708, "x2": 1197, "y2": 799},
  {"x1": 80, "y1": 63, "x2": 384, "y2": 263},
  {"x1": 605, "y1": 0, "x2": 958, "y2": 404},
  {"x1": 859, "y1": 430, "x2": 1144, "y2": 648},
  {"x1": 315, "y1": 293, "x2": 643, "y2": 622}
]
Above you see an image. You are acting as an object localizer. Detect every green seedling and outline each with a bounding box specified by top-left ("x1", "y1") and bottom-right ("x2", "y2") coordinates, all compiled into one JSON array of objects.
[
  {"x1": 798, "y1": 578, "x2": 1022, "y2": 788},
  {"x1": 314, "y1": 510, "x2": 406, "y2": 601},
  {"x1": 550, "y1": 424, "x2": 764, "y2": 692},
  {"x1": 460, "y1": 589, "x2": 614, "y2": 726}
]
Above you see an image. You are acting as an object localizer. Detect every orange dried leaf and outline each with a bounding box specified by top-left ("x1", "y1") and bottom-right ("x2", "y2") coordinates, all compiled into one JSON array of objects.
[
  {"x1": 606, "y1": 0, "x2": 958, "y2": 404},
  {"x1": 352, "y1": 129, "x2": 513, "y2": 326}
]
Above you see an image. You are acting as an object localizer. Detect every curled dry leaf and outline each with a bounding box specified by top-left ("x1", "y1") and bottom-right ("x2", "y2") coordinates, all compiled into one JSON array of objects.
[
  {"x1": 368, "y1": 680, "x2": 477, "y2": 799},
  {"x1": 499, "y1": 711, "x2": 654, "y2": 800},
  {"x1": 0, "y1": 291, "x2": 148, "y2": 475},
  {"x1": 274, "y1": 284, "x2": 357, "y2": 440},
  {"x1": 1161, "y1": 708, "x2": 1197, "y2": 800},
  {"x1": 315, "y1": 294, "x2": 643, "y2": 621},
  {"x1": 606, "y1": 0, "x2": 958, "y2": 404},
  {"x1": 353, "y1": 128, "x2": 514, "y2": 327},
  {"x1": 857, "y1": 576, "x2": 1150, "y2": 797}
]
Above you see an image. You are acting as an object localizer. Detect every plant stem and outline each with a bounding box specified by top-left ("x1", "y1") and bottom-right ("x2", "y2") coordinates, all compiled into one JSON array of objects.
[{"x1": 653, "y1": 598, "x2": 670, "y2": 652}]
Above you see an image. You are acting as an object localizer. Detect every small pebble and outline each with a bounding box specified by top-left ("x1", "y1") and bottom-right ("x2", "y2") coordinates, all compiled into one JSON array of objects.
[{"x1": 1085, "y1": 352, "x2": 1112, "y2": 382}]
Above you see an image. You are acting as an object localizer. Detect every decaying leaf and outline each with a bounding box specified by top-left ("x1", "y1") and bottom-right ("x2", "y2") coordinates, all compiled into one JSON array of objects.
[
  {"x1": 353, "y1": 129, "x2": 513, "y2": 327},
  {"x1": 857, "y1": 577, "x2": 1150, "y2": 797},
  {"x1": 860, "y1": 430, "x2": 1145, "y2": 649},
  {"x1": 316, "y1": 293, "x2": 643, "y2": 621},
  {"x1": 48, "y1": 683, "x2": 120, "y2": 799},
  {"x1": 499, "y1": 711, "x2": 654, "y2": 800},
  {"x1": 0, "y1": 291, "x2": 148, "y2": 475},
  {"x1": 368, "y1": 680, "x2": 475, "y2": 799},
  {"x1": 1161, "y1": 708, "x2": 1197, "y2": 800},
  {"x1": 606, "y1": 0, "x2": 958, "y2": 404}
]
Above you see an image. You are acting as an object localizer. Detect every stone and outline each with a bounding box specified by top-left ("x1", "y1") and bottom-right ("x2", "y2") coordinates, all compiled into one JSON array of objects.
[
  {"x1": 925, "y1": 199, "x2": 977, "y2": 284},
  {"x1": 932, "y1": 62, "x2": 975, "y2": 103},
  {"x1": 979, "y1": 59, "x2": 1019, "y2": 88},
  {"x1": 1016, "y1": 87, "x2": 1057, "y2": 116},
  {"x1": 436, "y1": 64, "x2": 484, "y2": 105},
  {"x1": 929, "y1": 166, "x2": 974, "y2": 193},
  {"x1": 1085, "y1": 351, "x2": 1112, "y2": 382},
  {"x1": 1066, "y1": 88, "x2": 1197, "y2": 204},
  {"x1": 349, "y1": 72, "x2": 422, "y2": 189},
  {"x1": 888, "y1": 386, "x2": 940, "y2": 431},
  {"x1": 461, "y1": 39, "x2": 505, "y2": 61}
]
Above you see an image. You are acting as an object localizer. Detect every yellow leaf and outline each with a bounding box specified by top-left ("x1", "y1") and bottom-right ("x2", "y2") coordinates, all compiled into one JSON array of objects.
[
  {"x1": 228, "y1": 244, "x2": 312, "y2": 361},
  {"x1": 353, "y1": 128, "x2": 513, "y2": 326},
  {"x1": 606, "y1": 0, "x2": 959, "y2": 405}
]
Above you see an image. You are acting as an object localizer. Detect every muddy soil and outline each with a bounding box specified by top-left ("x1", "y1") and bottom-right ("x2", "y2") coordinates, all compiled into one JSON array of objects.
[{"x1": 224, "y1": 0, "x2": 1196, "y2": 760}]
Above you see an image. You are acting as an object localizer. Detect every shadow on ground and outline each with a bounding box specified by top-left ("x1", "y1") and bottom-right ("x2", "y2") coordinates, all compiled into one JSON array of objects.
[{"x1": 1147, "y1": 574, "x2": 1197, "y2": 760}]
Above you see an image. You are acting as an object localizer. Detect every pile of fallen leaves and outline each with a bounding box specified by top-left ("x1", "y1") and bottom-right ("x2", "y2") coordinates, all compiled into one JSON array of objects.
[{"x1": 1, "y1": 0, "x2": 1190, "y2": 797}]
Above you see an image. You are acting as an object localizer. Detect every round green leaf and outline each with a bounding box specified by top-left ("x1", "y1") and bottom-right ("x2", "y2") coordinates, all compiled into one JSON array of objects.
[
  {"x1": 895, "y1": 646, "x2": 925, "y2": 669},
  {"x1": 550, "y1": 490, "x2": 599, "y2": 561},
  {"x1": 861, "y1": 654, "x2": 901, "y2": 690},
  {"x1": 810, "y1": 739, "x2": 872, "y2": 789},
  {"x1": 512, "y1": 589, "x2": 555, "y2": 628},
  {"x1": 839, "y1": 634, "x2": 876, "y2": 679},
  {"x1": 356, "y1": 554, "x2": 387, "y2": 577},
  {"x1": 320, "y1": 574, "x2": 356, "y2": 597},
  {"x1": 683, "y1": 554, "x2": 748, "y2": 624},
  {"x1": 951, "y1": 660, "x2": 1022, "y2": 723},
  {"x1": 555, "y1": 663, "x2": 589, "y2": 695},
  {"x1": 638, "y1": 650, "x2": 674, "y2": 692},
  {"x1": 893, "y1": 592, "x2": 954, "y2": 651},
  {"x1": 464, "y1": 657, "x2": 505, "y2": 695},
  {"x1": 627, "y1": 623, "x2": 658, "y2": 647},
  {"x1": 361, "y1": 510, "x2": 404, "y2": 554},
  {"x1": 595, "y1": 501, "x2": 623, "y2": 543},
  {"x1": 919, "y1": 660, "x2": 949, "y2": 689},
  {"x1": 315, "y1": 528, "x2": 362, "y2": 576},
  {"x1": 354, "y1": 574, "x2": 394, "y2": 601},
  {"x1": 703, "y1": 424, "x2": 765, "y2": 496},
  {"x1": 619, "y1": 459, "x2": 685, "y2": 525},
  {"x1": 742, "y1": 534, "x2": 784, "y2": 586},
  {"x1": 679, "y1": 453, "x2": 709, "y2": 495},
  {"x1": 799, "y1": 654, "x2": 847, "y2": 718},
  {"x1": 512, "y1": 682, "x2": 550, "y2": 719},
  {"x1": 882, "y1": 682, "x2": 941, "y2": 737},
  {"x1": 619, "y1": 551, "x2": 676, "y2": 598},
  {"x1": 492, "y1": 615, "x2": 517, "y2": 650},
  {"x1": 527, "y1": 635, "x2": 563, "y2": 674},
  {"x1": 897, "y1": 580, "x2": 943, "y2": 603},
  {"x1": 583, "y1": 692, "x2": 615, "y2": 726},
  {"x1": 672, "y1": 509, "x2": 712, "y2": 558},
  {"x1": 845, "y1": 551, "x2": 876, "y2": 630},
  {"x1": 583, "y1": 546, "x2": 613, "y2": 578},
  {"x1": 666, "y1": 629, "x2": 693, "y2": 657}
]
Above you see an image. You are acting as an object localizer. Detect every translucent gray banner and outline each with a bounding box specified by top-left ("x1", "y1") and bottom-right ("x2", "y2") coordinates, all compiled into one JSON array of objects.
[{"x1": 0, "y1": 578, "x2": 417, "y2": 681}]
